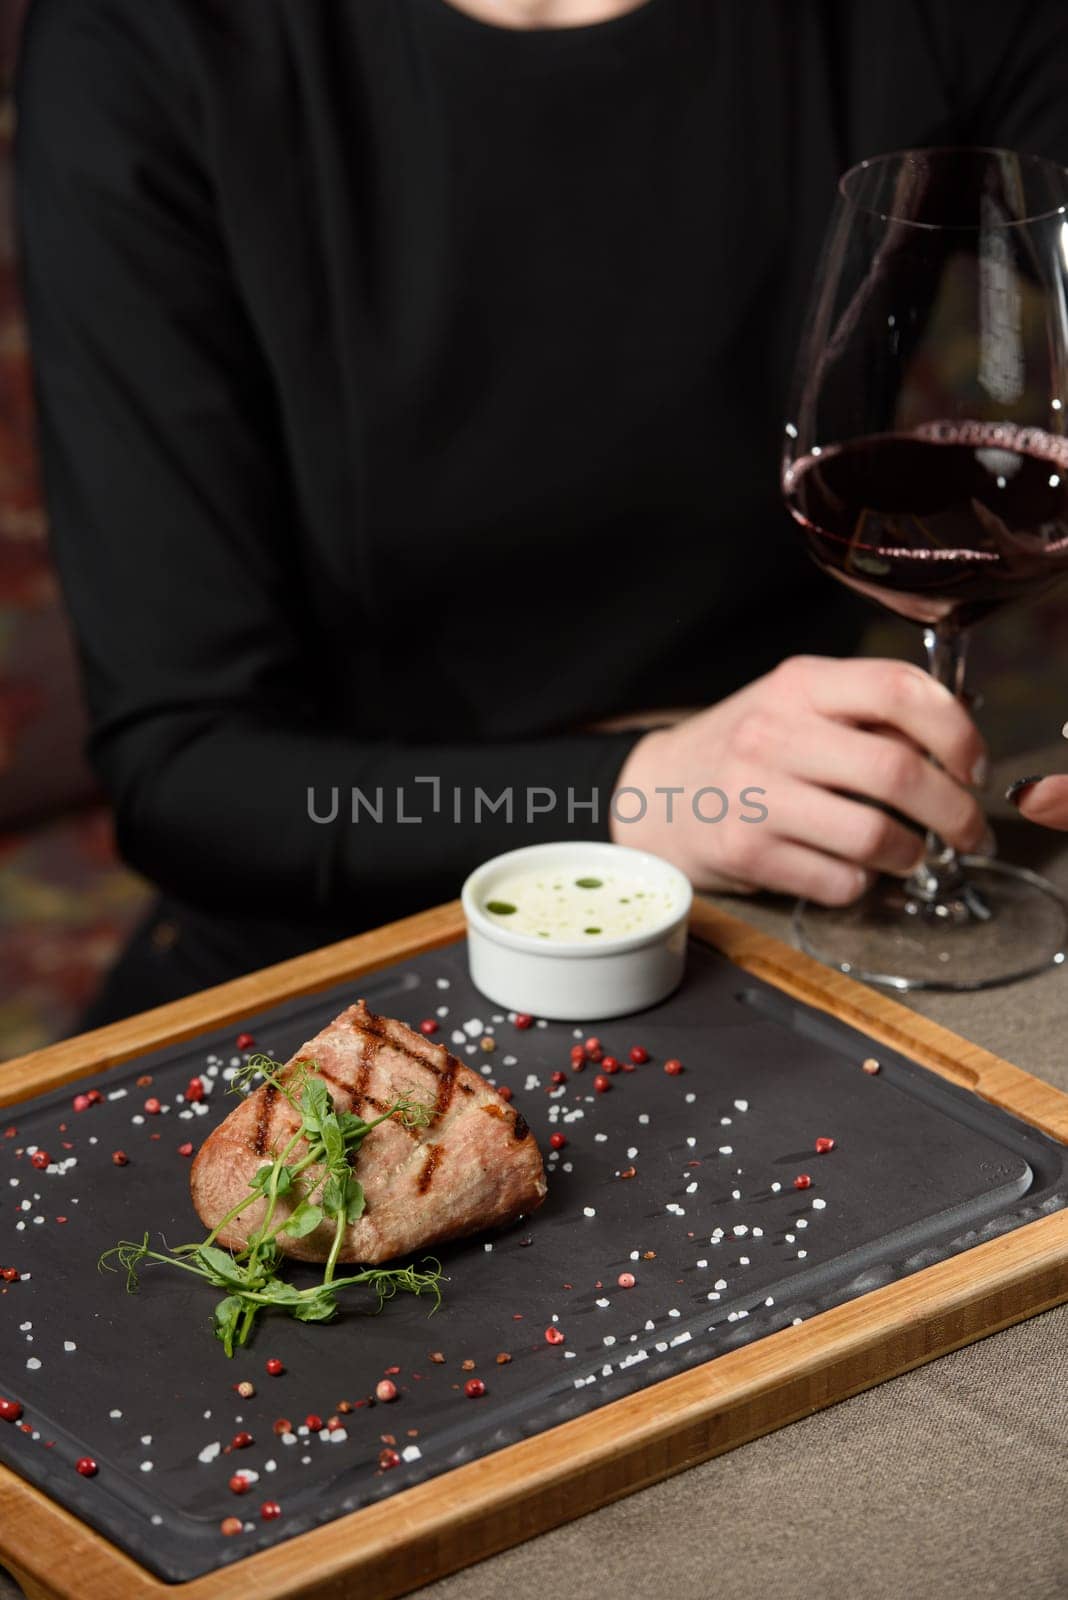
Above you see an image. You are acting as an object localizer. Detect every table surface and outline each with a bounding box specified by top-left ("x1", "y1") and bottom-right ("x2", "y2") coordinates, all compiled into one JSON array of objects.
[{"x1": 2, "y1": 745, "x2": 1066, "y2": 1600}]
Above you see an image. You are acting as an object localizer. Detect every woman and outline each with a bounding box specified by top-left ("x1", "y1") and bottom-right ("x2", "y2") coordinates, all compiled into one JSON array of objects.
[{"x1": 14, "y1": 0, "x2": 1067, "y2": 1020}]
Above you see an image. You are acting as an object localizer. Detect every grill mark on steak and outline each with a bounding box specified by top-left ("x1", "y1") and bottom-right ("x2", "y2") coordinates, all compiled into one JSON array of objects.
[
  {"x1": 417, "y1": 1143, "x2": 443, "y2": 1194},
  {"x1": 480, "y1": 1103, "x2": 531, "y2": 1142},
  {"x1": 430, "y1": 1055, "x2": 458, "y2": 1127},
  {"x1": 354, "y1": 1000, "x2": 454, "y2": 1079},
  {"x1": 251, "y1": 1083, "x2": 278, "y2": 1156}
]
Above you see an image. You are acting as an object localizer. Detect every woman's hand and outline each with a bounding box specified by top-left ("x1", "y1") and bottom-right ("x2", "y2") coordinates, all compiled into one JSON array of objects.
[{"x1": 610, "y1": 655, "x2": 991, "y2": 905}]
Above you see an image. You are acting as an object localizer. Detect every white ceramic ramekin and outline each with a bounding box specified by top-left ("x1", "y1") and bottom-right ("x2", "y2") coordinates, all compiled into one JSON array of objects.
[{"x1": 461, "y1": 841, "x2": 692, "y2": 1022}]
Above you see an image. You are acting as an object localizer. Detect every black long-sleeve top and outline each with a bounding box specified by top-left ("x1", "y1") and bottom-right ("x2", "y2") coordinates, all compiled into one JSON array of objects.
[{"x1": 15, "y1": 0, "x2": 1068, "y2": 953}]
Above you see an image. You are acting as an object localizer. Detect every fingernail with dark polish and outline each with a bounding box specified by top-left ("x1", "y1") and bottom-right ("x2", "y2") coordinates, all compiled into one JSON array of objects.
[{"x1": 1005, "y1": 775, "x2": 1044, "y2": 806}]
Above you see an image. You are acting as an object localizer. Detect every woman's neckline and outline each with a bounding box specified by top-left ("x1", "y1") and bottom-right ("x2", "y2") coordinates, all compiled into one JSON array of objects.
[{"x1": 422, "y1": 0, "x2": 665, "y2": 48}]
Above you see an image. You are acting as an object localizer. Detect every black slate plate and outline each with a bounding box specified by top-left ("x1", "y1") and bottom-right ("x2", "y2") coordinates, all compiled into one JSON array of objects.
[{"x1": 0, "y1": 936, "x2": 1065, "y2": 1583}]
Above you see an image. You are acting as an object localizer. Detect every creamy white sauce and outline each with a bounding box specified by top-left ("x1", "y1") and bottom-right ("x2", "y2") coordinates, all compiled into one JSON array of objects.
[{"x1": 481, "y1": 866, "x2": 678, "y2": 941}]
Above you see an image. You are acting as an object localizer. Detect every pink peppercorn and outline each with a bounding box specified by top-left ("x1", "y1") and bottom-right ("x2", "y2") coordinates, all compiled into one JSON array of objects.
[
  {"x1": 593, "y1": 1075, "x2": 610, "y2": 1093},
  {"x1": 236, "y1": 1033, "x2": 255, "y2": 1050},
  {"x1": 629, "y1": 1046, "x2": 649, "y2": 1065},
  {"x1": 514, "y1": 1013, "x2": 534, "y2": 1030},
  {"x1": 265, "y1": 1358, "x2": 285, "y2": 1376},
  {"x1": 0, "y1": 1399, "x2": 23, "y2": 1422},
  {"x1": 549, "y1": 1132, "x2": 566, "y2": 1150},
  {"x1": 419, "y1": 1019, "x2": 438, "y2": 1035},
  {"x1": 375, "y1": 1380, "x2": 398, "y2": 1403},
  {"x1": 30, "y1": 1151, "x2": 50, "y2": 1170},
  {"x1": 544, "y1": 1327, "x2": 565, "y2": 1345},
  {"x1": 76, "y1": 1457, "x2": 98, "y2": 1478},
  {"x1": 617, "y1": 1272, "x2": 636, "y2": 1289},
  {"x1": 815, "y1": 1136, "x2": 835, "y2": 1154},
  {"x1": 260, "y1": 1500, "x2": 282, "y2": 1521},
  {"x1": 794, "y1": 1174, "x2": 812, "y2": 1190},
  {"x1": 144, "y1": 1097, "x2": 161, "y2": 1115},
  {"x1": 379, "y1": 1448, "x2": 401, "y2": 1470},
  {"x1": 229, "y1": 1474, "x2": 250, "y2": 1495},
  {"x1": 497, "y1": 1085, "x2": 513, "y2": 1102},
  {"x1": 663, "y1": 1058, "x2": 683, "y2": 1076},
  {"x1": 464, "y1": 1378, "x2": 486, "y2": 1398},
  {"x1": 72, "y1": 1094, "x2": 91, "y2": 1114},
  {"x1": 185, "y1": 1077, "x2": 205, "y2": 1103}
]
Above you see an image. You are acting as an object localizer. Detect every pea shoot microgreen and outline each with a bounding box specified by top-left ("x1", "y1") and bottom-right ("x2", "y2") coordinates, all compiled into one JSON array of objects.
[{"x1": 100, "y1": 1054, "x2": 443, "y2": 1355}]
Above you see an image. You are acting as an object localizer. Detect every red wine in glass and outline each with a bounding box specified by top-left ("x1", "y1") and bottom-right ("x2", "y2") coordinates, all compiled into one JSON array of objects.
[
  {"x1": 781, "y1": 146, "x2": 1068, "y2": 991},
  {"x1": 785, "y1": 423, "x2": 1068, "y2": 629}
]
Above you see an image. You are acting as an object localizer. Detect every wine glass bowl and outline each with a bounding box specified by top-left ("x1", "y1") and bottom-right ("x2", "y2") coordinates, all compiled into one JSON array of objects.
[{"x1": 782, "y1": 147, "x2": 1068, "y2": 990}]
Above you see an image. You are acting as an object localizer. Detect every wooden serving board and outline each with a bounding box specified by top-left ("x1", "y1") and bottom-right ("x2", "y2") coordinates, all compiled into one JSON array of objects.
[{"x1": 1, "y1": 898, "x2": 1067, "y2": 1600}]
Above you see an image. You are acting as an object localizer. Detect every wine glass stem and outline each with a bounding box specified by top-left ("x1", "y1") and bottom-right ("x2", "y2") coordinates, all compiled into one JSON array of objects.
[{"x1": 906, "y1": 624, "x2": 970, "y2": 903}]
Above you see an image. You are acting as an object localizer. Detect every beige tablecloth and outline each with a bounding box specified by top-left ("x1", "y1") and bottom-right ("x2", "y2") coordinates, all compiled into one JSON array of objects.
[{"x1": 2, "y1": 748, "x2": 1066, "y2": 1600}]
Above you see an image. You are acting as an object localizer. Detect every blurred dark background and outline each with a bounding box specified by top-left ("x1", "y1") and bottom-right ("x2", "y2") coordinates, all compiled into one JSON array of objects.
[{"x1": 0, "y1": 0, "x2": 1064, "y2": 1060}]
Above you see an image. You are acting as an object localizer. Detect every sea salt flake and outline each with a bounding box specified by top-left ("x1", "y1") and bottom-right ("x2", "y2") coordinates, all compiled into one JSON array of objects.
[
  {"x1": 627, "y1": 1147, "x2": 638, "y2": 1159},
  {"x1": 812, "y1": 1198, "x2": 827, "y2": 1210},
  {"x1": 26, "y1": 1358, "x2": 41, "y2": 1370},
  {"x1": 734, "y1": 1099, "x2": 748, "y2": 1112},
  {"x1": 63, "y1": 1341, "x2": 77, "y2": 1353},
  {"x1": 198, "y1": 1442, "x2": 221, "y2": 1464},
  {"x1": 719, "y1": 1145, "x2": 733, "y2": 1156},
  {"x1": 109, "y1": 1409, "x2": 122, "y2": 1420},
  {"x1": 684, "y1": 1093, "x2": 695, "y2": 1103},
  {"x1": 669, "y1": 1331, "x2": 691, "y2": 1347},
  {"x1": 638, "y1": 1114, "x2": 650, "y2": 1125},
  {"x1": 594, "y1": 1133, "x2": 608, "y2": 1143},
  {"x1": 140, "y1": 1461, "x2": 153, "y2": 1473},
  {"x1": 596, "y1": 1298, "x2": 610, "y2": 1308},
  {"x1": 402, "y1": 1444, "x2": 422, "y2": 1463},
  {"x1": 685, "y1": 1182, "x2": 698, "y2": 1194},
  {"x1": 603, "y1": 1336, "x2": 616, "y2": 1347},
  {"x1": 583, "y1": 1206, "x2": 597, "y2": 1218},
  {"x1": 463, "y1": 1018, "x2": 484, "y2": 1037}
]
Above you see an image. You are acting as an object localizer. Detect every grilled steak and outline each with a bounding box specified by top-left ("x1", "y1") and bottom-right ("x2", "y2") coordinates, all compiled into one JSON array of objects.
[{"x1": 189, "y1": 1000, "x2": 547, "y2": 1263}]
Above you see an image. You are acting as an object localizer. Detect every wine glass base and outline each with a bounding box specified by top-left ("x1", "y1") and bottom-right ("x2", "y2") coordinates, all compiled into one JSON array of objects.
[{"x1": 792, "y1": 857, "x2": 1068, "y2": 992}]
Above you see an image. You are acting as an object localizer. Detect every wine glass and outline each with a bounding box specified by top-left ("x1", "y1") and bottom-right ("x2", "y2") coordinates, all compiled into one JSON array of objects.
[{"x1": 782, "y1": 146, "x2": 1068, "y2": 991}]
